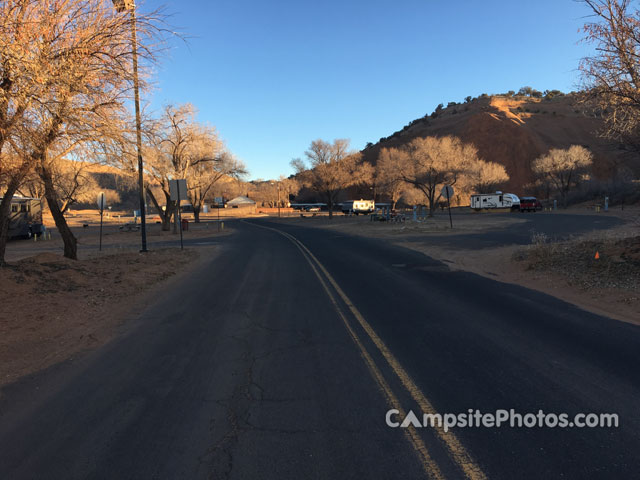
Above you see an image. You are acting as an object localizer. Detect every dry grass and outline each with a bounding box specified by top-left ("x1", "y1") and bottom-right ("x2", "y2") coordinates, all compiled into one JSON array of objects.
[{"x1": 515, "y1": 231, "x2": 640, "y2": 292}]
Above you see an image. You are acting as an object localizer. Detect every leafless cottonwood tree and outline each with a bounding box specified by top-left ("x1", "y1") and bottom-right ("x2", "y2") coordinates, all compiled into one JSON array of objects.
[
  {"x1": 279, "y1": 176, "x2": 301, "y2": 206},
  {"x1": 19, "y1": 160, "x2": 100, "y2": 213},
  {"x1": 188, "y1": 149, "x2": 246, "y2": 222},
  {"x1": 580, "y1": 0, "x2": 640, "y2": 147},
  {"x1": 145, "y1": 104, "x2": 199, "y2": 230},
  {"x1": 0, "y1": 0, "x2": 166, "y2": 262},
  {"x1": 532, "y1": 146, "x2": 594, "y2": 207},
  {"x1": 145, "y1": 104, "x2": 244, "y2": 228},
  {"x1": 463, "y1": 160, "x2": 510, "y2": 194},
  {"x1": 396, "y1": 136, "x2": 488, "y2": 216},
  {"x1": 376, "y1": 148, "x2": 409, "y2": 209},
  {"x1": 291, "y1": 139, "x2": 366, "y2": 218},
  {"x1": 0, "y1": 0, "x2": 46, "y2": 263}
]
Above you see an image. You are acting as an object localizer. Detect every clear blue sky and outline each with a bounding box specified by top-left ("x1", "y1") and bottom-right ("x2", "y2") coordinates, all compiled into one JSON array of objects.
[{"x1": 142, "y1": 0, "x2": 596, "y2": 180}]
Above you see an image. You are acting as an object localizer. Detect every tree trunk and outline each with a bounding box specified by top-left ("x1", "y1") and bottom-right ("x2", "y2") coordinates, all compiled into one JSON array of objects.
[
  {"x1": 173, "y1": 208, "x2": 178, "y2": 234},
  {"x1": 428, "y1": 189, "x2": 437, "y2": 217},
  {"x1": 0, "y1": 181, "x2": 20, "y2": 266},
  {"x1": 40, "y1": 162, "x2": 77, "y2": 260},
  {"x1": 147, "y1": 188, "x2": 173, "y2": 231},
  {"x1": 193, "y1": 207, "x2": 200, "y2": 223},
  {"x1": 158, "y1": 211, "x2": 170, "y2": 230}
]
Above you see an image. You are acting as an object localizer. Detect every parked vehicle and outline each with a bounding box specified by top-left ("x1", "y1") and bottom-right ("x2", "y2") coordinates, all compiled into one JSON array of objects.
[
  {"x1": 470, "y1": 192, "x2": 520, "y2": 211},
  {"x1": 0, "y1": 196, "x2": 45, "y2": 239},
  {"x1": 341, "y1": 199, "x2": 375, "y2": 215},
  {"x1": 179, "y1": 203, "x2": 194, "y2": 213},
  {"x1": 519, "y1": 197, "x2": 543, "y2": 212},
  {"x1": 291, "y1": 203, "x2": 326, "y2": 211}
]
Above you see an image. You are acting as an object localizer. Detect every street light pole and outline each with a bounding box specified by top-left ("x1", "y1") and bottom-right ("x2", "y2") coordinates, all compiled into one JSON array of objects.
[
  {"x1": 113, "y1": 0, "x2": 148, "y2": 252},
  {"x1": 277, "y1": 183, "x2": 281, "y2": 218}
]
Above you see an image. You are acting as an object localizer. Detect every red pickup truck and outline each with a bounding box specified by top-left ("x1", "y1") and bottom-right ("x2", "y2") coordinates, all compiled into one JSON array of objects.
[{"x1": 520, "y1": 197, "x2": 543, "y2": 212}]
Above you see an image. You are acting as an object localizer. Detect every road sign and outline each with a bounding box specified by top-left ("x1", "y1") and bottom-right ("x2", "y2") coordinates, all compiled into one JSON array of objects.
[
  {"x1": 441, "y1": 185, "x2": 454, "y2": 199},
  {"x1": 169, "y1": 179, "x2": 186, "y2": 250},
  {"x1": 96, "y1": 192, "x2": 107, "y2": 210},
  {"x1": 97, "y1": 192, "x2": 106, "y2": 252},
  {"x1": 169, "y1": 179, "x2": 188, "y2": 201},
  {"x1": 441, "y1": 185, "x2": 454, "y2": 229}
]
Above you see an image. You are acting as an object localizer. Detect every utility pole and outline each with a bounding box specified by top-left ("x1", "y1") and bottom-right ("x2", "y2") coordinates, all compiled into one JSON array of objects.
[{"x1": 112, "y1": 0, "x2": 148, "y2": 252}]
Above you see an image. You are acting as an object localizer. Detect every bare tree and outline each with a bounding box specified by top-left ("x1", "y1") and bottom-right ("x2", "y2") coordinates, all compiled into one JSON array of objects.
[
  {"x1": 19, "y1": 160, "x2": 101, "y2": 213},
  {"x1": 353, "y1": 161, "x2": 375, "y2": 199},
  {"x1": 145, "y1": 104, "x2": 198, "y2": 230},
  {"x1": 249, "y1": 180, "x2": 278, "y2": 207},
  {"x1": 532, "y1": 146, "x2": 594, "y2": 207},
  {"x1": 279, "y1": 177, "x2": 300, "y2": 206},
  {"x1": 291, "y1": 139, "x2": 365, "y2": 218},
  {"x1": 188, "y1": 149, "x2": 246, "y2": 222},
  {"x1": 376, "y1": 148, "x2": 408, "y2": 208},
  {"x1": 144, "y1": 105, "x2": 242, "y2": 227},
  {"x1": 396, "y1": 136, "x2": 481, "y2": 216},
  {"x1": 580, "y1": 0, "x2": 640, "y2": 146},
  {"x1": 0, "y1": 1, "x2": 46, "y2": 264},
  {"x1": 463, "y1": 160, "x2": 509, "y2": 193},
  {"x1": 0, "y1": 0, "x2": 165, "y2": 261}
]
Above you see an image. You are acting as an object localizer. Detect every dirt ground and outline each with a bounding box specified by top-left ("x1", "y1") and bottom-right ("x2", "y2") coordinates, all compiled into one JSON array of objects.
[
  {"x1": 55, "y1": 206, "x2": 296, "y2": 227},
  {"x1": 0, "y1": 212, "x2": 232, "y2": 392},
  {"x1": 275, "y1": 206, "x2": 640, "y2": 325},
  {"x1": 0, "y1": 248, "x2": 209, "y2": 391}
]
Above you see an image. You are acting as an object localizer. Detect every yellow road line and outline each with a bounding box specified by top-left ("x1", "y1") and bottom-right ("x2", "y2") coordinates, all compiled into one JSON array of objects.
[
  {"x1": 244, "y1": 220, "x2": 487, "y2": 480},
  {"x1": 290, "y1": 235, "x2": 445, "y2": 479}
]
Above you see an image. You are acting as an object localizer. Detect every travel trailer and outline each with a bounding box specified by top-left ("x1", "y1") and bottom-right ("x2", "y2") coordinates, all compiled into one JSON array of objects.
[
  {"x1": 470, "y1": 192, "x2": 520, "y2": 211},
  {"x1": 0, "y1": 196, "x2": 45, "y2": 239},
  {"x1": 341, "y1": 199, "x2": 375, "y2": 215}
]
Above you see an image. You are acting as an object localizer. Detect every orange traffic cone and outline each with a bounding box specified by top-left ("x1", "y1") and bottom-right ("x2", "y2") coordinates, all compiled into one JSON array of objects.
[{"x1": 595, "y1": 251, "x2": 600, "y2": 260}]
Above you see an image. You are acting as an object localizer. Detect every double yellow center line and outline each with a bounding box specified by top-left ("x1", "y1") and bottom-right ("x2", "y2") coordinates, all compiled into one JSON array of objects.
[{"x1": 244, "y1": 221, "x2": 487, "y2": 480}]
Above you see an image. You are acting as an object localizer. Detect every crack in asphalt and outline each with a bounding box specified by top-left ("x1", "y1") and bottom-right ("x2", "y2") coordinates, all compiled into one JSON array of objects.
[{"x1": 201, "y1": 332, "x2": 265, "y2": 480}]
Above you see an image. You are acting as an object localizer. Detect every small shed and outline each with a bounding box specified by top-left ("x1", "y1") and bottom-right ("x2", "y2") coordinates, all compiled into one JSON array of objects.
[{"x1": 227, "y1": 196, "x2": 257, "y2": 213}]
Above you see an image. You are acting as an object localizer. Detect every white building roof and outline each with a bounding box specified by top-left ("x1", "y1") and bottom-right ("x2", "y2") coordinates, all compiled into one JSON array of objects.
[{"x1": 227, "y1": 196, "x2": 256, "y2": 206}]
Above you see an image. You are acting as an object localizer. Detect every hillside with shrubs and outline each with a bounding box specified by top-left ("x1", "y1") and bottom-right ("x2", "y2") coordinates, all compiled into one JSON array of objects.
[{"x1": 362, "y1": 89, "x2": 639, "y2": 204}]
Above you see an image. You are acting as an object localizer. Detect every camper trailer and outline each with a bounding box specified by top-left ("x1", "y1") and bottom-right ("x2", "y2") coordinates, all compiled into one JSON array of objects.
[
  {"x1": 0, "y1": 196, "x2": 45, "y2": 239},
  {"x1": 341, "y1": 199, "x2": 375, "y2": 215},
  {"x1": 470, "y1": 192, "x2": 520, "y2": 211}
]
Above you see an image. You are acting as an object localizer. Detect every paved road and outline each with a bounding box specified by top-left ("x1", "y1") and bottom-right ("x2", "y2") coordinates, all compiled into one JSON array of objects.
[
  {"x1": 1, "y1": 218, "x2": 638, "y2": 479},
  {"x1": 407, "y1": 211, "x2": 624, "y2": 249}
]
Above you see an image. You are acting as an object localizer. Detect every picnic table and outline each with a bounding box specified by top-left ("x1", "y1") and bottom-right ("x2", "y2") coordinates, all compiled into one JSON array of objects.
[{"x1": 119, "y1": 223, "x2": 140, "y2": 232}]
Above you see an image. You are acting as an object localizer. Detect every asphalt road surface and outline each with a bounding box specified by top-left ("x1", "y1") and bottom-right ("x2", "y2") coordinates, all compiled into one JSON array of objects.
[
  {"x1": 406, "y1": 210, "x2": 624, "y2": 249},
  {"x1": 1, "y1": 217, "x2": 638, "y2": 479}
]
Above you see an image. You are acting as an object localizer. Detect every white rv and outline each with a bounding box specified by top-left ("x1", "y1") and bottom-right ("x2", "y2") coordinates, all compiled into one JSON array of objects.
[
  {"x1": 470, "y1": 192, "x2": 520, "y2": 211},
  {"x1": 341, "y1": 199, "x2": 375, "y2": 215},
  {"x1": 0, "y1": 196, "x2": 45, "y2": 239}
]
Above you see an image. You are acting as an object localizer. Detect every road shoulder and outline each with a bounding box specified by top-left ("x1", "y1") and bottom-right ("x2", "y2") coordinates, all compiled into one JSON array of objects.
[{"x1": 0, "y1": 244, "x2": 219, "y2": 392}]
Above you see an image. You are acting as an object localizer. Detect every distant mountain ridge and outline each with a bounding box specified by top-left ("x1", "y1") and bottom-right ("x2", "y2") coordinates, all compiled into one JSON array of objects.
[{"x1": 362, "y1": 93, "x2": 635, "y2": 194}]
